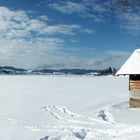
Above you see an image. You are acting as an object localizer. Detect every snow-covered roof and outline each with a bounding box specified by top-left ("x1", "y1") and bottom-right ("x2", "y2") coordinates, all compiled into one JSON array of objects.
[{"x1": 116, "y1": 49, "x2": 140, "y2": 75}]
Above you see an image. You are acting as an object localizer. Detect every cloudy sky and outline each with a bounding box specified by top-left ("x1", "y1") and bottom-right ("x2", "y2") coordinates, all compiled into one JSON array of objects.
[{"x1": 0, "y1": 0, "x2": 139, "y2": 69}]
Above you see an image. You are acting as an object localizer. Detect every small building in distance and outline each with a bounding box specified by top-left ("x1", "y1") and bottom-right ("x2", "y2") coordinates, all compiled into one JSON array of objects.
[{"x1": 116, "y1": 49, "x2": 140, "y2": 108}]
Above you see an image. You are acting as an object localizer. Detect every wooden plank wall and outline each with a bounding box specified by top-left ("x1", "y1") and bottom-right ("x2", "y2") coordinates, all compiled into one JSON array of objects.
[
  {"x1": 129, "y1": 75, "x2": 140, "y2": 107},
  {"x1": 130, "y1": 80, "x2": 140, "y2": 90}
]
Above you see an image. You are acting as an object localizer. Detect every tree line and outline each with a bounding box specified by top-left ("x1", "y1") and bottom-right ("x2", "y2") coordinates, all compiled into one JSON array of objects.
[{"x1": 100, "y1": 67, "x2": 117, "y2": 76}]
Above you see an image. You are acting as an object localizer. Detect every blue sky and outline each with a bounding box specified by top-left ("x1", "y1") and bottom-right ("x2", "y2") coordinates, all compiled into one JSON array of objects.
[{"x1": 0, "y1": 0, "x2": 139, "y2": 69}]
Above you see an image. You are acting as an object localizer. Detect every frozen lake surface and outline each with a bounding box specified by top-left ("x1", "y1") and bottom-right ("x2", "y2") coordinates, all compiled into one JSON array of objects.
[{"x1": 0, "y1": 75, "x2": 140, "y2": 140}]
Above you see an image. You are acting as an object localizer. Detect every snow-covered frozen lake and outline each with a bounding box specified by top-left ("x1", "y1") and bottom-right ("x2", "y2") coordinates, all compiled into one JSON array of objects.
[{"x1": 1, "y1": 75, "x2": 140, "y2": 140}]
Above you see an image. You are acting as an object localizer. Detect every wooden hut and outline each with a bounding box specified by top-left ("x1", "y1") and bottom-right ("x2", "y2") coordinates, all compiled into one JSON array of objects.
[{"x1": 116, "y1": 49, "x2": 140, "y2": 108}]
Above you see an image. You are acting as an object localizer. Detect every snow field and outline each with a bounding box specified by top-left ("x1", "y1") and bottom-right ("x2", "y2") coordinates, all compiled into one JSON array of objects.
[{"x1": 0, "y1": 75, "x2": 139, "y2": 139}]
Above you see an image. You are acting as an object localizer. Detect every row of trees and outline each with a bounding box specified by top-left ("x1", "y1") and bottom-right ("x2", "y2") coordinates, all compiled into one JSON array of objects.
[{"x1": 100, "y1": 67, "x2": 117, "y2": 76}]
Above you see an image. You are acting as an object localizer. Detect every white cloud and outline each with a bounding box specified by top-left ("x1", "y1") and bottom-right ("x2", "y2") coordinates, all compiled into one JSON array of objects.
[
  {"x1": 118, "y1": 12, "x2": 140, "y2": 35},
  {"x1": 48, "y1": 1, "x2": 108, "y2": 22},
  {"x1": 81, "y1": 28, "x2": 94, "y2": 34},
  {"x1": 69, "y1": 39, "x2": 79, "y2": 43},
  {"x1": 0, "y1": 6, "x2": 95, "y2": 69},
  {"x1": 106, "y1": 50, "x2": 130, "y2": 57},
  {"x1": 0, "y1": 6, "x2": 128, "y2": 69},
  {"x1": 0, "y1": 37, "x2": 64, "y2": 68},
  {"x1": 49, "y1": 2, "x2": 86, "y2": 14},
  {"x1": 0, "y1": 6, "x2": 89, "y2": 39},
  {"x1": 44, "y1": 50, "x2": 130, "y2": 69},
  {"x1": 100, "y1": 50, "x2": 130, "y2": 68},
  {"x1": 38, "y1": 15, "x2": 48, "y2": 21},
  {"x1": 43, "y1": 24, "x2": 81, "y2": 35},
  {"x1": 93, "y1": 4, "x2": 107, "y2": 13}
]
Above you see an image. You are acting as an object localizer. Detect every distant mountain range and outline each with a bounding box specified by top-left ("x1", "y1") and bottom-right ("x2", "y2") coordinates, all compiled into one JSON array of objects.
[{"x1": 0, "y1": 66, "x2": 101, "y2": 75}]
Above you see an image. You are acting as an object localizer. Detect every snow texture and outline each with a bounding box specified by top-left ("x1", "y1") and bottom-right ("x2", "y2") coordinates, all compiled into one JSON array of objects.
[{"x1": 0, "y1": 75, "x2": 140, "y2": 140}]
